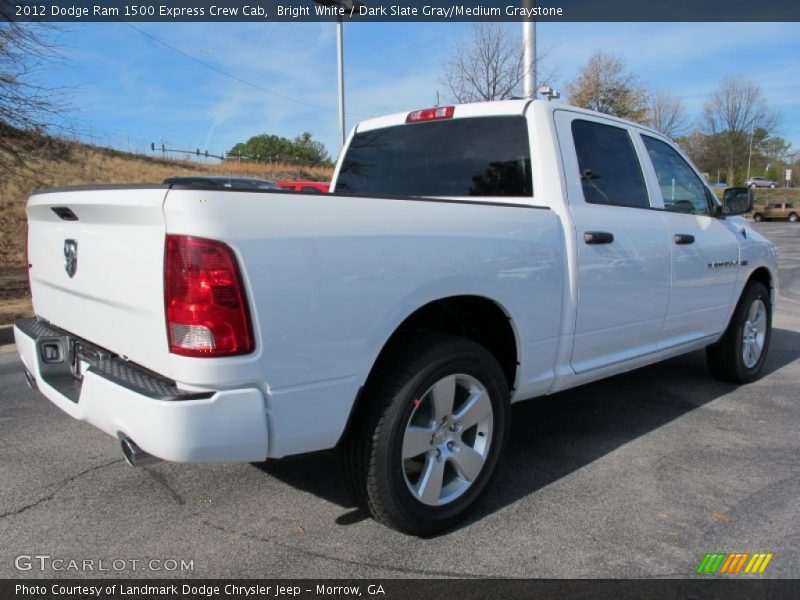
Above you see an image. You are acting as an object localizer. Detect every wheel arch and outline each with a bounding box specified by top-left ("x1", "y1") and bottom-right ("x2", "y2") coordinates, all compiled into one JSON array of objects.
[
  {"x1": 337, "y1": 295, "x2": 520, "y2": 446},
  {"x1": 746, "y1": 266, "x2": 775, "y2": 307},
  {"x1": 747, "y1": 265, "x2": 773, "y2": 293},
  {"x1": 372, "y1": 295, "x2": 519, "y2": 389}
]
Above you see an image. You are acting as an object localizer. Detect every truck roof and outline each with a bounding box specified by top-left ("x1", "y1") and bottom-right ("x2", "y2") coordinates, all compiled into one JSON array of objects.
[
  {"x1": 356, "y1": 99, "x2": 532, "y2": 133},
  {"x1": 354, "y1": 98, "x2": 667, "y2": 140}
]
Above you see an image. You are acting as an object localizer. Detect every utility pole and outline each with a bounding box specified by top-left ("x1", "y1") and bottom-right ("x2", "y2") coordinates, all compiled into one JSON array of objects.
[
  {"x1": 522, "y1": 0, "x2": 536, "y2": 98},
  {"x1": 314, "y1": 0, "x2": 352, "y2": 151},
  {"x1": 337, "y1": 15, "x2": 346, "y2": 149},
  {"x1": 746, "y1": 120, "x2": 757, "y2": 182}
]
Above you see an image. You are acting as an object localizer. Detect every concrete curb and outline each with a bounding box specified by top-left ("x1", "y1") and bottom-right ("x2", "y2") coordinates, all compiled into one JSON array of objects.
[{"x1": 0, "y1": 324, "x2": 15, "y2": 346}]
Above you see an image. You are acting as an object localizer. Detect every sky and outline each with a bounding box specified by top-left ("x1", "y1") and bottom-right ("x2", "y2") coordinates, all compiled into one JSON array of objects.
[{"x1": 37, "y1": 21, "x2": 800, "y2": 163}]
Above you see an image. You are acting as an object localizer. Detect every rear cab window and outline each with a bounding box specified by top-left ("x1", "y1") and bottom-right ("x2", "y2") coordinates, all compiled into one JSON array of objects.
[{"x1": 334, "y1": 116, "x2": 532, "y2": 198}]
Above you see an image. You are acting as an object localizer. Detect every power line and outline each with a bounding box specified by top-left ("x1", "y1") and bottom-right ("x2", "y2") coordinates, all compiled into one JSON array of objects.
[{"x1": 123, "y1": 22, "x2": 372, "y2": 118}]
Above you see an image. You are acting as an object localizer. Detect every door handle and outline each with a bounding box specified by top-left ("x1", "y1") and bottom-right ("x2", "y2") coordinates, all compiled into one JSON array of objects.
[
  {"x1": 584, "y1": 231, "x2": 614, "y2": 245},
  {"x1": 674, "y1": 233, "x2": 695, "y2": 245}
]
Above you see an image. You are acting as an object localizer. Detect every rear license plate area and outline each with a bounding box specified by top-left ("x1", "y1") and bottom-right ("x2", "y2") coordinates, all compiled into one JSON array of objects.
[{"x1": 35, "y1": 335, "x2": 109, "y2": 402}]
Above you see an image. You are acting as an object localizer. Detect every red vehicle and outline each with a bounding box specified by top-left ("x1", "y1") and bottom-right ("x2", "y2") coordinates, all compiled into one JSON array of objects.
[{"x1": 277, "y1": 181, "x2": 330, "y2": 194}]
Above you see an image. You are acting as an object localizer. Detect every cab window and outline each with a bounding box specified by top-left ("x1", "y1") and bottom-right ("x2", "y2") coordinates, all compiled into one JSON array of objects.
[
  {"x1": 336, "y1": 116, "x2": 532, "y2": 197},
  {"x1": 571, "y1": 120, "x2": 649, "y2": 209},
  {"x1": 642, "y1": 136, "x2": 710, "y2": 215}
]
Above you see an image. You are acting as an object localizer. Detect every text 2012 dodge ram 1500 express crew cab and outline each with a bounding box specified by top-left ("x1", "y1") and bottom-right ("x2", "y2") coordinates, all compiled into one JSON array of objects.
[{"x1": 15, "y1": 100, "x2": 778, "y2": 535}]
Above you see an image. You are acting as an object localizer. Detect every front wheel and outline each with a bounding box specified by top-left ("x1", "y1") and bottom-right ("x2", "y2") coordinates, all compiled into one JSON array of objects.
[
  {"x1": 789, "y1": 213, "x2": 799, "y2": 223},
  {"x1": 706, "y1": 281, "x2": 772, "y2": 383},
  {"x1": 342, "y1": 333, "x2": 510, "y2": 535}
]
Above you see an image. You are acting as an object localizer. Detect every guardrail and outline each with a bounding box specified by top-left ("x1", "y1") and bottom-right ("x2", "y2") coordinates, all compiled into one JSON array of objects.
[{"x1": 751, "y1": 188, "x2": 800, "y2": 206}]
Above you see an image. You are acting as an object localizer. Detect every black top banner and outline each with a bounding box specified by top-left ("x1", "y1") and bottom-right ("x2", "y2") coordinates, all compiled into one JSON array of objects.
[{"x1": 2, "y1": 0, "x2": 800, "y2": 22}]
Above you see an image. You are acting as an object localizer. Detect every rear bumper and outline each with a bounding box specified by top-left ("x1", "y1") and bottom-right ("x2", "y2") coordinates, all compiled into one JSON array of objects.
[{"x1": 14, "y1": 318, "x2": 269, "y2": 463}]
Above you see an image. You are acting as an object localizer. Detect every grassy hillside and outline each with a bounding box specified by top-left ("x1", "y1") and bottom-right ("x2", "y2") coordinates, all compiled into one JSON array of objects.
[{"x1": 0, "y1": 136, "x2": 333, "y2": 323}]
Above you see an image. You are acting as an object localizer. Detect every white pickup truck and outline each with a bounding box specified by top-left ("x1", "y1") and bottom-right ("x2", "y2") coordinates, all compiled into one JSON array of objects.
[{"x1": 15, "y1": 100, "x2": 778, "y2": 535}]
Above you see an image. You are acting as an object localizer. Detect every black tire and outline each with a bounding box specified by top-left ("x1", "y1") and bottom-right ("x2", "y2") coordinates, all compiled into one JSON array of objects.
[
  {"x1": 789, "y1": 213, "x2": 799, "y2": 223},
  {"x1": 706, "y1": 281, "x2": 772, "y2": 383},
  {"x1": 769, "y1": 184, "x2": 776, "y2": 189},
  {"x1": 341, "y1": 333, "x2": 510, "y2": 536},
  {"x1": 753, "y1": 213, "x2": 763, "y2": 222}
]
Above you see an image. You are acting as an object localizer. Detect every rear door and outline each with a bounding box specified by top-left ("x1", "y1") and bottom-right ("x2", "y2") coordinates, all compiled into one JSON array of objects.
[
  {"x1": 637, "y1": 134, "x2": 741, "y2": 346},
  {"x1": 26, "y1": 186, "x2": 172, "y2": 376},
  {"x1": 555, "y1": 111, "x2": 671, "y2": 374}
]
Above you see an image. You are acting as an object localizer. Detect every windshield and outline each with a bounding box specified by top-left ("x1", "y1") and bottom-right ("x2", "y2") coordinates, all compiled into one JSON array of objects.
[{"x1": 335, "y1": 116, "x2": 532, "y2": 198}]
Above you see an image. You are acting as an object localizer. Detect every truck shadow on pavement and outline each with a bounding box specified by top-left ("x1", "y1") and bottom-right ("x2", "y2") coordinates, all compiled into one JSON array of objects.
[{"x1": 255, "y1": 326, "x2": 800, "y2": 534}]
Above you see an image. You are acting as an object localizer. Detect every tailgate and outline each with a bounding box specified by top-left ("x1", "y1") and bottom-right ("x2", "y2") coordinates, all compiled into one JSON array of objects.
[{"x1": 26, "y1": 186, "x2": 171, "y2": 376}]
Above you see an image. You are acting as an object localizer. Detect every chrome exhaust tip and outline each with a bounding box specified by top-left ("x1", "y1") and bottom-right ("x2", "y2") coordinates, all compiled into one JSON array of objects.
[
  {"x1": 120, "y1": 437, "x2": 161, "y2": 467},
  {"x1": 23, "y1": 369, "x2": 37, "y2": 390}
]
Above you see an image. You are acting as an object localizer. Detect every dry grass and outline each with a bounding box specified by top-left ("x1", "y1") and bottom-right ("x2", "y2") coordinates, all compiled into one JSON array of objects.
[
  {"x1": 0, "y1": 295, "x2": 31, "y2": 325},
  {"x1": 0, "y1": 137, "x2": 332, "y2": 323},
  {"x1": 0, "y1": 139, "x2": 333, "y2": 268},
  {"x1": 0, "y1": 265, "x2": 30, "y2": 323}
]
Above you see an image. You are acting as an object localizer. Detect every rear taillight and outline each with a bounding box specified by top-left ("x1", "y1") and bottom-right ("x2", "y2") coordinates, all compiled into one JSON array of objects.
[
  {"x1": 406, "y1": 106, "x2": 455, "y2": 123},
  {"x1": 165, "y1": 235, "x2": 254, "y2": 357}
]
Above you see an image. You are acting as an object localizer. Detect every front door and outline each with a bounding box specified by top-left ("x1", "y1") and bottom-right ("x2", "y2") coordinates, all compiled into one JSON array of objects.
[{"x1": 637, "y1": 134, "x2": 741, "y2": 346}]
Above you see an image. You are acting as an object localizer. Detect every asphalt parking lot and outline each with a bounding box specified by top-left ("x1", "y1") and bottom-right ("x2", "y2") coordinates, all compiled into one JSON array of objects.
[{"x1": 1, "y1": 222, "x2": 798, "y2": 579}]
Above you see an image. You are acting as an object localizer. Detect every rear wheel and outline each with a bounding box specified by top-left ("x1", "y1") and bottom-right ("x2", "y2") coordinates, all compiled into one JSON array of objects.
[
  {"x1": 341, "y1": 333, "x2": 510, "y2": 536},
  {"x1": 753, "y1": 213, "x2": 763, "y2": 222},
  {"x1": 706, "y1": 282, "x2": 771, "y2": 383}
]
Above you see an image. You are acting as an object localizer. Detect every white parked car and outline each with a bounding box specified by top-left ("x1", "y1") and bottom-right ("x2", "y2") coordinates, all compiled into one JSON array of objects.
[{"x1": 15, "y1": 100, "x2": 778, "y2": 535}]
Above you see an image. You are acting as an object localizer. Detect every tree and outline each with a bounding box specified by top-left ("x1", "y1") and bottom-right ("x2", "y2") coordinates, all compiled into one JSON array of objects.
[
  {"x1": 565, "y1": 51, "x2": 648, "y2": 121},
  {"x1": 677, "y1": 131, "x2": 729, "y2": 183},
  {"x1": 699, "y1": 76, "x2": 780, "y2": 185},
  {"x1": 0, "y1": 19, "x2": 65, "y2": 171},
  {"x1": 228, "y1": 132, "x2": 330, "y2": 165},
  {"x1": 647, "y1": 90, "x2": 688, "y2": 139},
  {"x1": 760, "y1": 135, "x2": 791, "y2": 166},
  {"x1": 293, "y1": 132, "x2": 330, "y2": 165},
  {"x1": 441, "y1": 23, "x2": 553, "y2": 103}
]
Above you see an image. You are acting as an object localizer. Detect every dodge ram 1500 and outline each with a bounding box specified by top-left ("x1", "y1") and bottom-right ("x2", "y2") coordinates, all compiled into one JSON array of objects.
[{"x1": 15, "y1": 100, "x2": 778, "y2": 534}]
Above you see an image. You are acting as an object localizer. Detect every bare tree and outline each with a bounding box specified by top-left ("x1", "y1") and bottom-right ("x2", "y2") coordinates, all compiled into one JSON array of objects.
[
  {"x1": 0, "y1": 18, "x2": 66, "y2": 171},
  {"x1": 565, "y1": 51, "x2": 648, "y2": 121},
  {"x1": 647, "y1": 90, "x2": 688, "y2": 139},
  {"x1": 441, "y1": 23, "x2": 553, "y2": 103},
  {"x1": 700, "y1": 76, "x2": 780, "y2": 185}
]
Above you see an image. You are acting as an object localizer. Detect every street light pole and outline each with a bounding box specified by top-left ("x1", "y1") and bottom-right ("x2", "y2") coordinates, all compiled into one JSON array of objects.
[
  {"x1": 315, "y1": 0, "x2": 352, "y2": 151},
  {"x1": 746, "y1": 120, "x2": 756, "y2": 183},
  {"x1": 522, "y1": 0, "x2": 536, "y2": 98},
  {"x1": 337, "y1": 15, "x2": 346, "y2": 149}
]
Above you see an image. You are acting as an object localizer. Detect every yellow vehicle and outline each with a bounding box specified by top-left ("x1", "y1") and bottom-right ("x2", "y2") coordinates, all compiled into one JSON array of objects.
[{"x1": 752, "y1": 202, "x2": 799, "y2": 222}]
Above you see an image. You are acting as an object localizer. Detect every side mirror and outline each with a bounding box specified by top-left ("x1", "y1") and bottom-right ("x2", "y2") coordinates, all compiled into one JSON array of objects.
[{"x1": 723, "y1": 187, "x2": 753, "y2": 216}]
